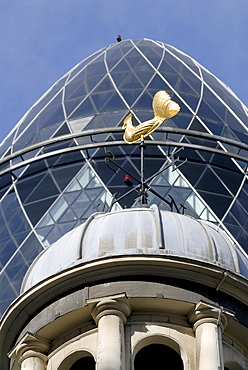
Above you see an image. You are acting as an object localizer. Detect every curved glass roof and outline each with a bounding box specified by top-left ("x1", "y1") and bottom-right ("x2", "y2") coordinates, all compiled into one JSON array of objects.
[{"x1": 0, "y1": 38, "x2": 247, "y2": 316}]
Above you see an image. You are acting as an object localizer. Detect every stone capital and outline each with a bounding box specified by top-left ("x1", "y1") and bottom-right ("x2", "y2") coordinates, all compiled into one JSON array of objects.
[
  {"x1": 8, "y1": 332, "x2": 50, "y2": 365},
  {"x1": 87, "y1": 293, "x2": 131, "y2": 325},
  {"x1": 188, "y1": 301, "x2": 230, "y2": 332}
]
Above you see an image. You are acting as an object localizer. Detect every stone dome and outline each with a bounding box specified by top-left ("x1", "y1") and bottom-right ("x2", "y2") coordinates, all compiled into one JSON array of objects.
[{"x1": 21, "y1": 205, "x2": 248, "y2": 292}]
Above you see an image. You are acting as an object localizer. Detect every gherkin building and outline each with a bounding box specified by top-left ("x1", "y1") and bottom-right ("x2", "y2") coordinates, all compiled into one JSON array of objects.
[{"x1": 0, "y1": 38, "x2": 247, "y2": 317}]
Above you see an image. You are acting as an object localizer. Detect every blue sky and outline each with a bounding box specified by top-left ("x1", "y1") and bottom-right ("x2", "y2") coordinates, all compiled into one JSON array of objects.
[{"x1": 0, "y1": 0, "x2": 248, "y2": 143}]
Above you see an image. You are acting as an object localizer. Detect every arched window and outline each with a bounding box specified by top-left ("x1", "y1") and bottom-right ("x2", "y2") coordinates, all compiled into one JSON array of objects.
[
  {"x1": 69, "y1": 356, "x2": 95, "y2": 370},
  {"x1": 224, "y1": 362, "x2": 244, "y2": 370},
  {"x1": 134, "y1": 343, "x2": 183, "y2": 370}
]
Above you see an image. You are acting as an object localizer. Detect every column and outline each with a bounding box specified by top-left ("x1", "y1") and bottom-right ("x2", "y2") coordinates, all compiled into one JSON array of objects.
[
  {"x1": 8, "y1": 332, "x2": 50, "y2": 370},
  {"x1": 189, "y1": 301, "x2": 229, "y2": 370},
  {"x1": 88, "y1": 294, "x2": 131, "y2": 370}
]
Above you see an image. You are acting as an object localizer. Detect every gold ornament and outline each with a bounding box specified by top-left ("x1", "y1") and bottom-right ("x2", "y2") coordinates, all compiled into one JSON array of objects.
[{"x1": 122, "y1": 90, "x2": 180, "y2": 143}]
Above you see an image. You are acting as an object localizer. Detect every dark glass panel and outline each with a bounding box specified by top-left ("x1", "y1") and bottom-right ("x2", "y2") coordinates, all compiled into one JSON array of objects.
[
  {"x1": 5, "y1": 252, "x2": 28, "y2": 290},
  {"x1": 0, "y1": 188, "x2": 16, "y2": 213},
  {"x1": 158, "y1": 59, "x2": 178, "y2": 76},
  {"x1": 212, "y1": 167, "x2": 243, "y2": 195},
  {"x1": 111, "y1": 58, "x2": 131, "y2": 73},
  {"x1": 0, "y1": 225, "x2": 11, "y2": 243},
  {"x1": 222, "y1": 90, "x2": 246, "y2": 115},
  {"x1": 65, "y1": 79, "x2": 86, "y2": 100},
  {"x1": 98, "y1": 93, "x2": 127, "y2": 113},
  {"x1": 237, "y1": 230, "x2": 248, "y2": 254},
  {"x1": 67, "y1": 82, "x2": 87, "y2": 101},
  {"x1": 91, "y1": 76, "x2": 114, "y2": 93},
  {"x1": 0, "y1": 131, "x2": 16, "y2": 158},
  {"x1": 189, "y1": 118, "x2": 208, "y2": 132},
  {"x1": 166, "y1": 45, "x2": 200, "y2": 75},
  {"x1": 0, "y1": 281, "x2": 17, "y2": 316},
  {"x1": 17, "y1": 173, "x2": 46, "y2": 203},
  {"x1": 86, "y1": 75, "x2": 107, "y2": 93},
  {"x1": 65, "y1": 97, "x2": 85, "y2": 117},
  {"x1": 132, "y1": 91, "x2": 154, "y2": 110},
  {"x1": 71, "y1": 192, "x2": 91, "y2": 218},
  {"x1": 91, "y1": 91, "x2": 116, "y2": 111},
  {"x1": 198, "y1": 191, "x2": 231, "y2": 218},
  {"x1": 200, "y1": 119, "x2": 223, "y2": 136},
  {"x1": 51, "y1": 163, "x2": 82, "y2": 192},
  {"x1": 20, "y1": 233, "x2": 43, "y2": 265},
  {"x1": 120, "y1": 89, "x2": 143, "y2": 107},
  {"x1": 27, "y1": 173, "x2": 59, "y2": 202},
  {"x1": 8, "y1": 207, "x2": 30, "y2": 234},
  {"x1": 39, "y1": 106, "x2": 65, "y2": 130},
  {"x1": 24, "y1": 196, "x2": 57, "y2": 225},
  {"x1": 201, "y1": 70, "x2": 224, "y2": 90},
  {"x1": 179, "y1": 162, "x2": 205, "y2": 186},
  {"x1": 178, "y1": 93, "x2": 199, "y2": 112},
  {"x1": 52, "y1": 122, "x2": 70, "y2": 137},
  {"x1": 196, "y1": 168, "x2": 230, "y2": 195},
  {"x1": 230, "y1": 201, "x2": 248, "y2": 225},
  {"x1": 0, "y1": 240, "x2": 17, "y2": 266},
  {"x1": 225, "y1": 110, "x2": 247, "y2": 132},
  {"x1": 86, "y1": 57, "x2": 107, "y2": 79},
  {"x1": 119, "y1": 71, "x2": 143, "y2": 90},
  {"x1": 148, "y1": 74, "x2": 172, "y2": 92},
  {"x1": 198, "y1": 100, "x2": 224, "y2": 124},
  {"x1": 69, "y1": 97, "x2": 96, "y2": 119}
]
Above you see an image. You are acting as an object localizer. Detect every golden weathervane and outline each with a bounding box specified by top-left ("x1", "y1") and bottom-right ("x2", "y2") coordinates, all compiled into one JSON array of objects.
[{"x1": 122, "y1": 90, "x2": 180, "y2": 143}]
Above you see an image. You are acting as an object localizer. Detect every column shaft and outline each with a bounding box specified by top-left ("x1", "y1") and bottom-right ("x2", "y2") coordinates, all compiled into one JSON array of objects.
[
  {"x1": 195, "y1": 321, "x2": 220, "y2": 370},
  {"x1": 97, "y1": 314, "x2": 125, "y2": 370}
]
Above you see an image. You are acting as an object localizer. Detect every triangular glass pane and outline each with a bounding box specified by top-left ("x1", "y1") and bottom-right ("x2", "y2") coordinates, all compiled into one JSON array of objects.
[
  {"x1": 119, "y1": 41, "x2": 135, "y2": 56},
  {"x1": 132, "y1": 91, "x2": 154, "y2": 110},
  {"x1": 91, "y1": 91, "x2": 115, "y2": 111},
  {"x1": 72, "y1": 192, "x2": 91, "y2": 218},
  {"x1": 69, "y1": 67, "x2": 87, "y2": 84},
  {"x1": 39, "y1": 106, "x2": 65, "y2": 129},
  {"x1": 197, "y1": 100, "x2": 224, "y2": 123},
  {"x1": 119, "y1": 71, "x2": 143, "y2": 90},
  {"x1": 164, "y1": 53, "x2": 182, "y2": 73},
  {"x1": 69, "y1": 97, "x2": 96, "y2": 119},
  {"x1": 111, "y1": 58, "x2": 131, "y2": 73},
  {"x1": 67, "y1": 82, "x2": 87, "y2": 101},
  {"x1": 64, "y1": 191, "x2": 81, "y2": 204},
  {"x1": 188, "y1": 118, "x2": 208, "y2": 133},
  {"x1": 179, "y1": 93, "x2": 199, "y2": 112},
  {"x1": 226, "y1": 110, "x2": 247, "y2": 132},
  {"x1": 84, "y1": 55, "x2": 105, "y2": 78},
  {"x1": 134, "y1": 68, "x2": 154, "y2": 86},
  {"x1": 91, "y1": 75, "x2": 114, "y2": 93},
  {"x1": 147, "y1": 74, "x2": 172, "y2": 92},
  {"x1": 119, "y1": 89, "x2": 143, "y2": 107},
  {"x1": 99, "y1": 93, "x2": 127, "y2": 113},
  {"x1": 59, "y1": 208, "x2": 77, "y2": 223},
  {"x1": 65, "y1": 97, "x2": 85, "y2": 117},
  {"x1": 101, "y1": 111, "x2": 127, "y2": 128},
  {"x1": 52, "y1": 122, "x2": 70, "y2": 137},
  {"x1": 136, "y1": 40, "x2": 154, "y2": 54}
]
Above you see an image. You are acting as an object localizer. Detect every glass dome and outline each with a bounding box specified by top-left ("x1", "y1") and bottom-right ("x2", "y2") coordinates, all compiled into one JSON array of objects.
[{"x1": 0, "y1": 38, "x2": 247, "y2": 316}]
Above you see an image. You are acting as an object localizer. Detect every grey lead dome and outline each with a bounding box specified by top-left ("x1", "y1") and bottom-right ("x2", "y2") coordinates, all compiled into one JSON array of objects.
[{"x1": 22, "y1": 205, "x2": 248, "y2": 292}]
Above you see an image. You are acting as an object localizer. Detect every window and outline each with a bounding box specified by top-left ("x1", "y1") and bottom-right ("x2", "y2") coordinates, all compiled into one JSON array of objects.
[
  {"x1": 69, "y1": 356, "x2": 95, "y2": 370},
  {"x1": 134, "y1": 344, "x2": 183, "y2": 370}
]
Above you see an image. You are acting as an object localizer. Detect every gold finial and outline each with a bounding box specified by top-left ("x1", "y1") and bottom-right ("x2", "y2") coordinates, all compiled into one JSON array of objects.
[{"x1": 122, "y1": 90, "x2": 180, "y2": 144}]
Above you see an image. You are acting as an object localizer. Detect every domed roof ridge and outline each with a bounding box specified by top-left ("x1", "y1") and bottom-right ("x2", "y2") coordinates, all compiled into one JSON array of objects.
[{"x1": 21, "y1": 205, "x2": 248, "y2": 293}]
